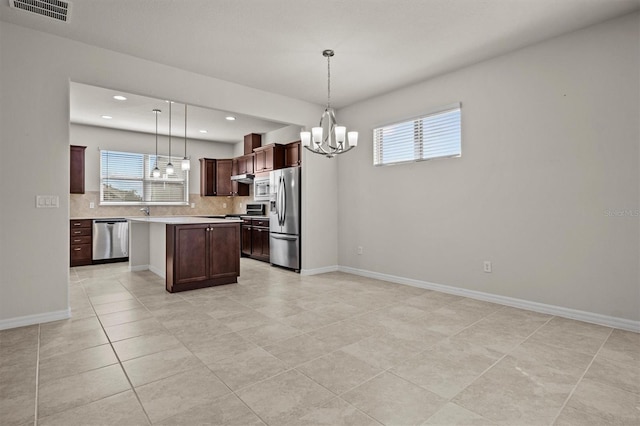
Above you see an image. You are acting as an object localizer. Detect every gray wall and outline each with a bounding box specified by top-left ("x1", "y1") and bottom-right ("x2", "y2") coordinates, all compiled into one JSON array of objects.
[{"x1": 337, "y1": 13, "x2": 640, "y2": 322}]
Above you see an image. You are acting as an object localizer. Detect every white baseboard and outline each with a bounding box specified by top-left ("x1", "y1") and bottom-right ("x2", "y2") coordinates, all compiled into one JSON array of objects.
[
  {"x1": 300, "y1": 265, "x2": 339, "y2": 276},
  {"x1": 129, "y1": 264, "x2": 149, "y2": 272},
  {"x1": 338, "y1": 266, "x2": 639, "y2": 333},
  {"x1": 148, "y1": 265, "x2": 165, "y2": 279},
  {"x1": 0, "y1": 308, "x2": 71, "y2": 331}
]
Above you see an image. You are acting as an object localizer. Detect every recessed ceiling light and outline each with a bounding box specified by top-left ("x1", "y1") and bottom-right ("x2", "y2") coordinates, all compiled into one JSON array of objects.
[
  {"x1": 225, "y1": 116, "x2": 236, "y2": 121},
  {"x1": 101, "y1": 115, "x2": 113, "y2": 119},
  {"x1": 199, "y1": 130, "x2": 208, "y2": 134},
  {"x1": 113, "y1": 95, "x2": 127, "y2": 101}
]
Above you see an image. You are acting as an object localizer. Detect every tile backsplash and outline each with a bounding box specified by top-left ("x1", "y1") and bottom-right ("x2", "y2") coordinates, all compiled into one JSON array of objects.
[{"x1": 70, "y1": 192, "x2": 254, "y2": 218}]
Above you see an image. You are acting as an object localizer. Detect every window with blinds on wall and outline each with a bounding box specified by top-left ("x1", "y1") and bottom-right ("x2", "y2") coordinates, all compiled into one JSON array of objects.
[
  {"x1": 100, "y1": 150, "x2": 189, "y2": 205},
  {"x1": 373, "y1": 103, "x2": 461, "y2": 166}
]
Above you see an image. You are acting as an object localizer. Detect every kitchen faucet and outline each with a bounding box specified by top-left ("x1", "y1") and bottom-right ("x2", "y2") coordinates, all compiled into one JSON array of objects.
[{"x1": 140, "y1": 207, "x2": 150, "y2": 216}]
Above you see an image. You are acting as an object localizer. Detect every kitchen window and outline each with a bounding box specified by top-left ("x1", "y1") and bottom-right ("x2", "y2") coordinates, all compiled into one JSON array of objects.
[
  {"x1": 100, "y1": 149, "x2": 189, "y2": 205},
  {"x1": 373, "y1": 103, "x2": 461, "y2": 166}
]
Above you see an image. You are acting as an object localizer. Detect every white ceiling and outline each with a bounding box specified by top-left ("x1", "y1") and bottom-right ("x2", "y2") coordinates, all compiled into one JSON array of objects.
[
  {"x1": 2, "y1": 1, "x2": 639, "y2": 109},
  {"x1": 70, "y1": 82, "x2": 290, "y2": 144}
]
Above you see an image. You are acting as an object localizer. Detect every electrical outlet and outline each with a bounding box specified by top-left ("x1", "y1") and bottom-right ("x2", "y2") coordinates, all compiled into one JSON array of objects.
[
  {"x1": 190, "y1": 203, "x2": 195, "y2": 208},
  {"x1": 89, "y1": 202, "x2": 95, "y2": 209},
  {"x1": 357, "y1": 246, "x2": 363, "y2": 255},
  {"x1": 223, "y1": 202, "x2": 227, "y2": 208},
  {"x1": 483, "y1": 261, "x2": 492, "y2": 273}
]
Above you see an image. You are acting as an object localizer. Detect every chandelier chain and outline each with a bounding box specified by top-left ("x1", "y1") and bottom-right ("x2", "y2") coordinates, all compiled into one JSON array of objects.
[{"x1": 327, "y1": 53, "x2": 331, "y2": 109}]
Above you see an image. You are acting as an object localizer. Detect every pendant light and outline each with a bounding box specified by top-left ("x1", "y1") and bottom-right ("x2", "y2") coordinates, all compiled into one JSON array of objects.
[
  {"x1": 152, "y1": 109, "x2": 161, "y2": 178},
  {"x1": 166, "y1": 101, "x2": 174, "y2": 175},
  {"x1": 300, "y1": 49, "x2": 358, "y2": 158},
  {"x1": 181, "y1": 104, "x2": 191, "y2": 170}
]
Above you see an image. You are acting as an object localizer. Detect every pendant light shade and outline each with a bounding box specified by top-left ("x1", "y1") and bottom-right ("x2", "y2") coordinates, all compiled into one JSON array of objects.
[
  {"x1": 152, "y1": 109, "x2": 161, "y2": 178},
  {"x1": 181, "y1": 104, "x2": 191, "y2": 171}
]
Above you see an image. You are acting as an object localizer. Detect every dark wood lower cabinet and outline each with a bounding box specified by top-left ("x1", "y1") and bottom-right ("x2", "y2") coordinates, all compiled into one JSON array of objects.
[
  {"x1": 241, "y1": 218, "x2": 270, "y2": 263},
  {"x1": 70, "y1": 219, "x2": 92, "y2": 266},
  {"x1": 251, "y1": 227, "x2": 270, "y2": 262},
  {"x1": 166, "y1": 222, "x2": 240, "y2": 293},
  {"x1": 241, "y1": 222, "x2": 252, "y2": 256}
]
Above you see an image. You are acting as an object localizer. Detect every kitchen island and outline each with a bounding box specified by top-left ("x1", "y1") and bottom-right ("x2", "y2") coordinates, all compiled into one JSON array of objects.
[{"x1": 129, "y1": 216, "x2": 241, "y2": 293}]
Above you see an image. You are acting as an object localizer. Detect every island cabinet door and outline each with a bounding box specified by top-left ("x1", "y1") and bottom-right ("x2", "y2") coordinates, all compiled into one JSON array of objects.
[
  {"x1": 208, "y1": 223, "x2": 240, "y2": 279},
  {"x1": 169, "y1": 224, "x2": 209, "y2": 288}
]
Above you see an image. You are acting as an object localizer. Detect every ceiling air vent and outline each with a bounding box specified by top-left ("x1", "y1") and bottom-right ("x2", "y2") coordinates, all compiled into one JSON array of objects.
[{"x1": 9, "y1": 0, "x2": 72, "y2": 23}]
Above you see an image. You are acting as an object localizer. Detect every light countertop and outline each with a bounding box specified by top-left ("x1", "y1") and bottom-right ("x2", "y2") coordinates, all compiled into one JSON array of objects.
[{"x1": 127, "y1": 216, "x2": 241, "y2": 224}]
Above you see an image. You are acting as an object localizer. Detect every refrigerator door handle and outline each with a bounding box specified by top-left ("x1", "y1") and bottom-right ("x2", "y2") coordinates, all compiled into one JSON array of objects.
[
  {"x1": 274, "y1": 174, "x2": 281, "y2": 226},
  {"x1": 271, "y1": 234, "x2": 297, "y2": 241},
  {"x1": 281, "y1": 176, "x2": 287, "y2": 227},
  {"x1": 278, "y1": 175, "x2": 285, "y2": 226}
]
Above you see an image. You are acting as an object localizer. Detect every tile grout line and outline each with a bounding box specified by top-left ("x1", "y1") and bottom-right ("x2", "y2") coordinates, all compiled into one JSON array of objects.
[
  {"x1": 548, "y1": 326, "x2": 614, "y2": 426},
  {"x1": 429, "y1": 314, "x2": 557, "y2": 424},
  {"x1": 292, "y1": 364, "x2": 387, "y2": 425},
  {"x1": 33, "y1": 324, "x2": 41, "y2": 426},
  {"x1": 83, "y1": 276, "x2": 155, "y2": 425}
]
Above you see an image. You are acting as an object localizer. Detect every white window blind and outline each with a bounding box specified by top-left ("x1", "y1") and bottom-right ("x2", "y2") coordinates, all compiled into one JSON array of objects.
[
  {"x1": 100, "y1": 150, "x2": 189, "y2": 205},
  {"x1": 374, "y1": 104, "x2": 461, "y2": 166}
]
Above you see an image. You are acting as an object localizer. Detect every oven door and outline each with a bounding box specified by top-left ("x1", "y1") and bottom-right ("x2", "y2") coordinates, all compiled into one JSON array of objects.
[{"x1": 254, "y1": 178, "x2": 270, "y2": 201}]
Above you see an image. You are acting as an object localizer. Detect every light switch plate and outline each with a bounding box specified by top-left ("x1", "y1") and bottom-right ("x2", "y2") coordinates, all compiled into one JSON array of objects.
[{"x1": 36, "y1": 195, "x2": 59, "y2": 208}]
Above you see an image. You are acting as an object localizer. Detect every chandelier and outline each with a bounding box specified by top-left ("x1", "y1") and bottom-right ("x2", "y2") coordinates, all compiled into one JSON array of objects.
[{"x1": 301, "y1": 50, "x2": 358, "y2": 158}]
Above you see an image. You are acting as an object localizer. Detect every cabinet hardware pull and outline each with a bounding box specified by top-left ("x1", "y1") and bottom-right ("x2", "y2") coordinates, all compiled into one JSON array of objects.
[
  {"x1": 74, "y1": 239, "x2": 80, "y2": 242},
  {"x1": 74, "y1": 231, "x2": 81, "y2": 234},
  {"x1": 74, "y1": 248, "x2": 81, "y2": 251},
  {"x1": 74, "y1": 223, "x2": 81, "y2": 226}
]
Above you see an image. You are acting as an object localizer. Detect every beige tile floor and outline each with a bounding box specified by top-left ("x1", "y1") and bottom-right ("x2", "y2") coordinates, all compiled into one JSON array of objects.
[{"x1": 1, "y1": 259, "x2": 638, "y2": 425}]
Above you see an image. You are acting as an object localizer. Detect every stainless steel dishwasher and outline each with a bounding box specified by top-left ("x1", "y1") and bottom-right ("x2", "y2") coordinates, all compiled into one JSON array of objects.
[{"x1": 92, "y1": 219, "x2": 129, "y2": 262}]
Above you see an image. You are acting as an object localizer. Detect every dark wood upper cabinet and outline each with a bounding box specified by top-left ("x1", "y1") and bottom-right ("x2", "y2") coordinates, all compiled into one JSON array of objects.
[
  {"x1": 236, "y1": 154, "x2": 255, "y2": 174},
  {"x1": 244, "y1": 133, "x2": 262, "y2": 155},
  {"x1": 253, "y1": 143, "x2": 285, "y2": 173},
  {"x1": 70, "y1": 145, "x2": 86, "y2": 194},
  {"x1": 285, "y1": 141, "x2": 301, "y2": 167},
  {"x1": 216, "y1": 159, "x2": 233, "y2": 196},
  {"x1": 200, "y1": 158, "x2": 216, "y2": 196},
  {"x1": 231, "y1": 158, "x2": 249, "y2": 197},
  {"x1": 201, "y1": 157, "x2": 248, "y2": 197}
]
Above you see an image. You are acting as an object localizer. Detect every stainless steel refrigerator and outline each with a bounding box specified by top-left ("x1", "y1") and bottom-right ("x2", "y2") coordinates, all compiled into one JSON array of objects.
[{"x1": 269, "y1": 166, "x2": 301, "y2": 271}]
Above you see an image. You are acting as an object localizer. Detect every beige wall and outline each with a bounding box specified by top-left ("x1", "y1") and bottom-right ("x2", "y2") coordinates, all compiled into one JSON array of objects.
[
  {"x1": 0, "y1": 22, "x2": 327, "y2": 326},
  {"x1": 337, "y1": 13, "x2": 640, "y2": 321}
]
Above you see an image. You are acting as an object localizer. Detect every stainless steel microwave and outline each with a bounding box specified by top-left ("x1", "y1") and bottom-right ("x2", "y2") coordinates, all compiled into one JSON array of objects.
[{"x1": 253, "y1": 176, "x2": 271, "y2": 201}]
